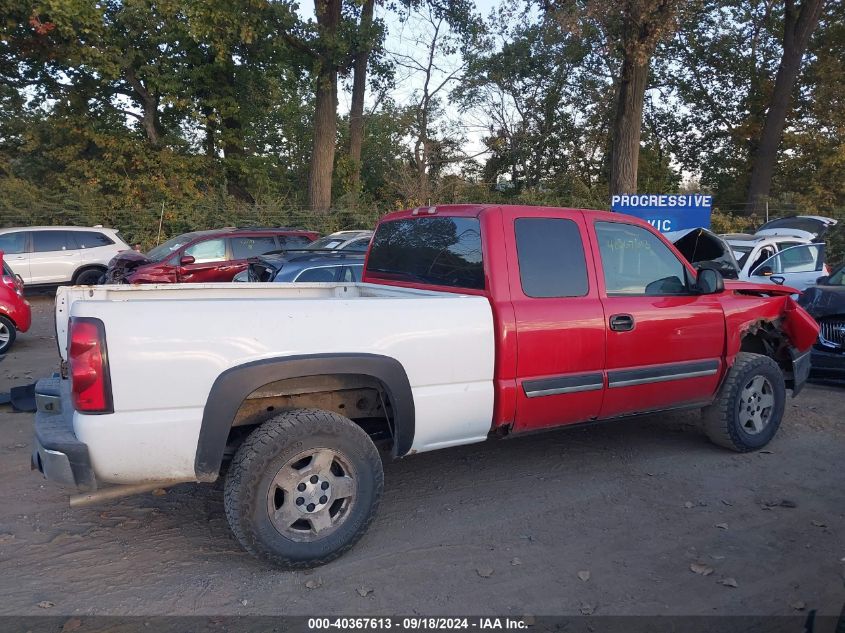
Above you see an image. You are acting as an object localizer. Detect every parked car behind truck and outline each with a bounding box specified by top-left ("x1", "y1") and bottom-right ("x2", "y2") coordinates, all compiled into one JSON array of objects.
[
  {"x1": 0, "y1": 253, "x2": 31, "y2": 354},
  {"x1": 33, "y1": 204, "x2": 819, "y2": 568},
  {"x1": 798, "y1": 264, "x2": 845, "y2": 375},
  {"x1": 0, "y1": 226, "x2": 130, "y2": 286},
  {"x1": 104, "y1": 227, "x2": 319, "y2": 283}
]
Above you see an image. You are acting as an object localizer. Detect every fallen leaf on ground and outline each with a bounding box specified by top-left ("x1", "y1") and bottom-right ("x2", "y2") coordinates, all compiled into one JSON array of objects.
[
  {"x1": 37, "y1": 601, "x2": 55, "y2": 609},
  {"x1": 715, "y1": 523, "x2": 729, "y2": 530},
  {"x1": 718, "y1": 578, "x2": 738, "y2": 588},
  {"x1": 811, "y1": 520, "x2": 826, "y2": 528},
  {"x1": 305, "y1": 579, "x2": 322, "y2": 589},
  {"x1": 721, "y1": 500, "x2": 733, "y2": 506},
  {"x1": 476, "y1": 568, "x2": 494, "y2": 578},
  {"x1": 579, "y1": 603, "x2": 595, "y2": 615},
  {"x1": 791, "y1": 601, "x2": 806, "y2": 611},
  {"x1": 152, "y1": 488, "x2": 167, "y2": 496},
  {"x1": 356, "y1": 587, "x2": 373, "y2": 597},
  {"x1": 690, "y1": 562, "x2": 714, "y2": 576},
  {"x1": 684, "y1": 501, "x2": 694, "y2": 509},
  {"x1": 577, "y1": 570, "x2": 590, "y2": 582},
  {"x1": 510, "y1": 557, "x2": 522, "y2": 566}
]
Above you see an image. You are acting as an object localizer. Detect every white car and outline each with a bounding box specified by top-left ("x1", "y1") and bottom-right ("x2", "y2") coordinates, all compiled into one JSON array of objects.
[
  {"x1": 722, "y1": 234, "x2": 828, "y2": 291},
  {"x1": 0, "y1": 226, "x2": 130, "y2": 286}
]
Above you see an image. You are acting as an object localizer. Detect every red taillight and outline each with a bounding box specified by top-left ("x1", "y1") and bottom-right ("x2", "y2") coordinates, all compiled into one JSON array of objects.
[{"x1": 68, "y1": 317, "x2": 113, "y2": 413}]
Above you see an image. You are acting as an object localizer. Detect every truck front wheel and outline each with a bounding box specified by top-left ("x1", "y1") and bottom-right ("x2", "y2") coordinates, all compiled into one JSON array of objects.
[
  {"x1": 702, "y1": 352, "x2": 786, "y2": 452},
  {"x1": 224, "y1": 408, "x2": 383, "y2": 568}
]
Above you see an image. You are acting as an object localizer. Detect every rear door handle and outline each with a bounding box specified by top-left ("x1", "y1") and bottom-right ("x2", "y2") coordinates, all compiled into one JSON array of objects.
[{"x1": 609, "y1": 313, "x2": 635, "y2": 332}]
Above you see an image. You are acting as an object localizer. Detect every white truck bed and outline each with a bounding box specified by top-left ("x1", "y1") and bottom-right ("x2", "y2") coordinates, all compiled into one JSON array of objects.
[{"x1": 55, "y1": 282, "x2": 495, "y2": 483}]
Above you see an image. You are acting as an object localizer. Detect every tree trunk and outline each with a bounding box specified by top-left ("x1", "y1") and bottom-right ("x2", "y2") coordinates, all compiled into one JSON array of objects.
[
  {"x1": 609, "y1": 54, "x2": 649, "y2": 196},
  {"x1": 220, "y1": 65, "x2": 254, "y2": 203},
  {"x1": 308, "y1": 0, "x2": 342, "y2": 213},
  {"x1": 125, "y1": 67, "x2": 161, "y2": 146},
  {"x1": 223, "y1": 117, "x2": 254, "y2": 203},
  {"x1": 746, "y1": 0, "x2": 826, "y2": 213},
  {"x1": 348, "y1": 0, "x2": 375, "y2": 193}
]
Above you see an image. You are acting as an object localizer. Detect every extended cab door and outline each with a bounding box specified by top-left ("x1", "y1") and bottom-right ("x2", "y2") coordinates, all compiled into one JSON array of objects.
[
  {"x1": 504, "y1": 208, "x2": 607, "y2": 431},
  {"x1": 590, "y1": 220, "x2": 726, "y2": 418}
]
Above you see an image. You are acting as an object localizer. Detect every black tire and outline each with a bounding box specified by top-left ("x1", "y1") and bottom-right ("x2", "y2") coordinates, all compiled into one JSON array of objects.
[
  {"x1": 0, "y1": 315, "x2": 16, "y2": 354},
  {"x1": 702, "y1": 352, "x2": 786, "y2": 452},
  {"x1": 224, "y1": 408, "x2": 383, "y2": 569},
  {"x1": 73, "y1": 267, "x2": 105, "y2": 286}
]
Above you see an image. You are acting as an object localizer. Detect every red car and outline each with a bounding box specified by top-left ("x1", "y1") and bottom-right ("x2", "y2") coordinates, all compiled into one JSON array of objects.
[
  {"x1": 104, "y1": 227, "x2": 320, "y2": 284},
  {"x1": 0, "y1": 251, "x2": 31, "y2": 354}
]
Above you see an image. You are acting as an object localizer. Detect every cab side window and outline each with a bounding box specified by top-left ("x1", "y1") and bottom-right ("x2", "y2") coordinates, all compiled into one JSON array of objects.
[
  {"x1": 514, "y1": 218, "x2": 588, "y2": 298},
  {"x1": 595, "y1": 222, "x2": 688, "y2": 296},
  {"x1": 184, "y1": 239, "x2": 227, "y2": 263}
]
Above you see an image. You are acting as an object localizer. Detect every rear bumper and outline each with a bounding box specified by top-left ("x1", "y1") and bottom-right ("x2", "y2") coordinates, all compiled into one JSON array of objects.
[{"x1": 31, "y1": 377, "x2": 97, "y2": 491}]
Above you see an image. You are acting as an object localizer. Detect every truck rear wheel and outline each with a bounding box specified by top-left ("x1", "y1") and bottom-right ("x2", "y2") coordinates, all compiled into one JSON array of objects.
[
  {"x1": 224, "y1": 408, "x2": 383, "y2": 568},
  {"x1": 702, "y1": 352, "x2": 786, "y2": 452}
]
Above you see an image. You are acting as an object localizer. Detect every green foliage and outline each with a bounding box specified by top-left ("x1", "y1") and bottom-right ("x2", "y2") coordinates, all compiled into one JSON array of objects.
[{"x1": 0, "y1": 0, "x2": 841, "y2": 242}]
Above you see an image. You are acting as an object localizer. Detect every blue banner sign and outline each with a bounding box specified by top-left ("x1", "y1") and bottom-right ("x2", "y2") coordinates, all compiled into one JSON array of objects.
[{"x1": 610, "y1": 194, "x2": 712, "y2": 233}]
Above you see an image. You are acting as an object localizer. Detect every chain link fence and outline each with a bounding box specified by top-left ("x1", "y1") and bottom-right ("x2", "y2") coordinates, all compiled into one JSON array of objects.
[
  {"x1": 1, "y1": 200, "x2": 843, "y2": 264},
  {"x1": 0, "y1": 203, "x2": 382, "y2": 251}
]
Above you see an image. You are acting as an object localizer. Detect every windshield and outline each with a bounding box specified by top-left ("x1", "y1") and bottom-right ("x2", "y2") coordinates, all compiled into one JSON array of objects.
[
  {"x1": 146, "y1": 234, "x2": 199, "y2": 262},
  {"x1": 366, "y1": 216, "x2": 484, "y2": 290}
]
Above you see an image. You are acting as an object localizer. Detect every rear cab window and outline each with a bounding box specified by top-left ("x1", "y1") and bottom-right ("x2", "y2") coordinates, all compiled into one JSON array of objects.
[{"x1": 366, "y1": 216, "x2": 484, "y2": 290}]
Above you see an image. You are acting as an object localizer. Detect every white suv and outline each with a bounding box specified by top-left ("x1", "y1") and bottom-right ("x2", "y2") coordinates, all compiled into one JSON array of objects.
[{"x1": 0, "y1": 226, "x2": 130, "y2": 286}]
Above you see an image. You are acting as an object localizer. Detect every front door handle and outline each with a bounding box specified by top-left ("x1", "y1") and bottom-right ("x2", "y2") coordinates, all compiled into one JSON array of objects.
[{"x1": 609, "y1": 313, "x2": 635, "y2": 332}]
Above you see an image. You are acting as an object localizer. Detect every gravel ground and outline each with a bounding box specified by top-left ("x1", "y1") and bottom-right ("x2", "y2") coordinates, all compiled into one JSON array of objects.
[{"x1": 1, "y1": 296, "x2": 843, "y2": 618}]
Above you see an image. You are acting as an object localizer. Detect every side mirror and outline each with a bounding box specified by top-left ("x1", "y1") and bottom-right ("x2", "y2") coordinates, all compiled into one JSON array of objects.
[
  {"x1": 816, "y1": 275, "x2": 829, "y2": 285},
  {"x1": 755, "y1": 266, "x2": 774, "y2": 277},
  {"x1": 695, "y1": 268, "x2": 724, "y2": 294},
  {"x1": 770, "y1": 275, "x2": 785, "y2": 285},
  {"x1": 179, "y1": 255, "x2": 195, "y2": 266}
]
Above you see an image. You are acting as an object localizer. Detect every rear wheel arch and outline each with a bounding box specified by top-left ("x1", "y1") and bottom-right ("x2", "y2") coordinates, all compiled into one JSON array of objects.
[{"x1": 195, "y1": 354, "x2": 415, "y2": 480}]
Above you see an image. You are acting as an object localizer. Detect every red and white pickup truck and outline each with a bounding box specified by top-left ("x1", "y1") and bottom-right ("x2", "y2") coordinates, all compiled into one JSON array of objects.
[{"x1": 32, "y1": 204, "x2": 819, "y2": 568}]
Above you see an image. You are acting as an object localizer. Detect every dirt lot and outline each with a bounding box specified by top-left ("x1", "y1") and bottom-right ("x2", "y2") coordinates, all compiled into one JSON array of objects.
[{"x1": 1, "y1": 296, "x2": 844, "y2": 618}]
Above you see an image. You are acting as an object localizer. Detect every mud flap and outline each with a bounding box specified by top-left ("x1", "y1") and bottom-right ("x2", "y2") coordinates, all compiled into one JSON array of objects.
[{"x1": 790, "y1": 348, "x2": 811, "y2": 397}]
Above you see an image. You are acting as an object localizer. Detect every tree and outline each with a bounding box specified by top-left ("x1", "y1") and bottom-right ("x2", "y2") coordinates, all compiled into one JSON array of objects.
[
  {"x1": 546, "y1": 0, "x2": 686, "y2": 196},
  {"x1": 306, "y1": 0, "x2": 343, "y2": 212},
  {"x1": 348, "y1": 0, "x2": 377, "y2": 193},
  {"x1": 746, "y1": 0, "x2": 827, "y2": 211}
]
